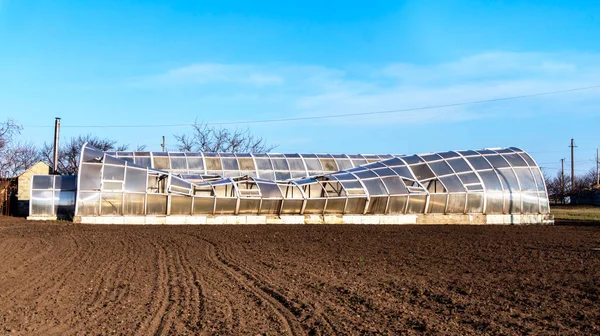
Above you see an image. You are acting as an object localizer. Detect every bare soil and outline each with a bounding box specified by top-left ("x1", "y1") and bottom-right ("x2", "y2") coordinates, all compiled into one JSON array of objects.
[{"x1": 0, "y1": 217, "x2": 598, "y2": 335}]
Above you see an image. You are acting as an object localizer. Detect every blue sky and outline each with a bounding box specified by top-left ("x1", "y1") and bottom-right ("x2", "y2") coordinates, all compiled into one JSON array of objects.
[{"x1": 1, "y1": 0, "x2": 599, "y2": 176}]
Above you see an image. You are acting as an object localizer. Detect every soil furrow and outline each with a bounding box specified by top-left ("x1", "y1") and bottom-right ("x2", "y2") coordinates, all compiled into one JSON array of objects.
[{"x1": 201, "y1": 237, "x2": 303, "y2": 336}]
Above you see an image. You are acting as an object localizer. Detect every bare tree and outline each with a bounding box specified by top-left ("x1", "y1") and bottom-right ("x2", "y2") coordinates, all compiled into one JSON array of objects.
[
  {"x1": 0, "y1": 119, "x2": 22, "y2": 152},
  {"x1": 41, "y1": 134, "x2": 129, "y2": 175},
  {"x1": 174, "y1": 121, "x2": 277, "y2": 153},
  {"x1": 0, "y1": 120, "x2": 40, "y2": 177},
  {"x1": 0, "y1": 142, "x2": 42, "y2": 178}
]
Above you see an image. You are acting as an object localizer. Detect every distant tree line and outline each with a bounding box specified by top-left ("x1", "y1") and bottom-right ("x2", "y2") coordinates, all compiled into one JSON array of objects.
[
  {"x1": 544, "y1": 169, "x2": 600, "y2": 204},
  {"x1": 0, "y1": 119, "x2": 276, "y2": 177}
]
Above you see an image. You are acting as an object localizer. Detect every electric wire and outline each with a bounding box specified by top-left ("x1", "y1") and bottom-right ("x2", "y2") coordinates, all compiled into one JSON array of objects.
[{"x1": 23, "y1": 84, "x2": 600, "y2": 128}]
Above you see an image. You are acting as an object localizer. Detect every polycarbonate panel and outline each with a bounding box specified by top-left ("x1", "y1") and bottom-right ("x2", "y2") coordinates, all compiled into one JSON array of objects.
[
  {"x1": 502, "y1": 154, "x2": 528, "y2": 167},
  {"x1": 304, "y1": 159, "x2": 322, "y2": 171},
  {"x1": 123, "y1": 193, "x2": 145, "y2": 215},
  {"x1": 438, "y1": 151, "x2": 460, "y2": 159},
  {"x1": 539, "y1": 194, "x2": 550, "y2": 214},
  {"x1": 466, "y1": 156, "x2": 492, "y2": 170},
  {"x1": 325, "y1": 198, "x2": 346, "y2": 214},
  {"x1": 485, "y1": 193, "x2": 504, "y2": 214},
  {"x1": 260, "y1": 200, "x2": 282, "y2": 214},
  {"x1": 254, "y1": 158, "x2": 273, "y2": 170},
  {"x1": 287, "y1": 159, "x2": 305, "y2": 171},
  {"x1": 335, "y1": 159, "x2": 353, "y2": 170},
  {"x1": 134, "y1": 157, "x2": 152, "y2": 168},
  {"x1": 171, "y1": 196, "x2": 192, "y2": 215},
  {"x1": 124, "y1": 168, "x2": 147, "y2": 192},
  {"x1": 101, "y1": 192, "x2": 122, "y2": 215},
  {"x1": 169, "y1": 158, "x2": 187, "y2": 170},
  {"x1": 82, "y1": 146, "x2": 104, "y2": 163},
  {"x1": 478, "y1": 171, "x2": 503, "y2": 191},
  {"x1": 387, "y1": 196, "x2": 406, "y2": 214},
  {"x1": 220, "y1": 158, "x2": 238, "y2": 171},
  {"x1": 340, "y1": 180, "x2": 364, "y2": 191},
  {"x1": 187, "y1": 157, "x2": 204, "y2": 170},
  {"x1": 367, "y1": 197, "x2": 387, "y2": 214},
  {"x1": 514, "y1": 168, "x2": 536, "y2": 191},
  {"x1": 103, "y1": 165, "x2": 125, "y2": 181},
  {"x1": 428, "y1": 161, "x2": 454, "y2": 176},
  {"x1": 496, "y1": 168, "x2": 519, "y2": 192},
  {"x1": 381, "y1": 177, "x2": 407, "y2": 195},
  {"x1": 505, "y1": 192, "x2": 521, "y2": 214},
  {"x1": 354, "y1": 170, "x2": 378, "y2": 179},
  {"x1": 235, "y1": 158, "x2": 254, "y2": 171},
  {"x1": 320, "y1": 159, "x2": 338, "y2": 171},
  {"x1": 80, "y1": 164, "x2": 102, "y2": 190},
  {"x1": 205, "y1": 158, "x2": 222, "y2": 171},
  {"x1": 345, "y1": 198, "x2": 367, "y2": 214},
  {"x1": 522, "y1": 193, "x2": 539, "y2": 213},
  {"x1": 32, "y1": 175, "x2": 53, "y2": 189},
  {"x1": 458, "y1": 172, "x2": 480, "y2": 185},
  {"x1": 445, "y1": 158, "x2": 471, "y2": 173},
  {"x1": 446, "y1": 193, "x2": 466, "y2": 213},
  {"x1": 427, "y1": 179, "x2": 446, "y2": 193},
  {"x1": 391, "y1": 166, "x2": 412, "y2": 179},
  {"x1": 31, "y1": 190, "x2": 54, "y2": 215},
  {"x1": 280, "y1": 200, "x2": 304, "y2": 214},
  {"x1": 334, "y1": 173, "x2": 357, "y2": 181},
  {"x1": 102, "y1": 181, "x2": 123, "y2": 191},
  {"x1": 193, "y1": 197, "x2": 214, "y2": 214},
  {"x1": 531, "y1": 168, "x2": 545, "y2": 191},
  {"x1": 214, "y1": 198, "x2": 236, "y2": 215},
  {"x1": 421, "y1": 154, "x2": 442, "y2": 162},
  {"x1": 271, "y1": 157, "x2": 289, "y2": 170},
  {"x1": 402, "y1": 155, "x2": 423, "y2": 164},
  {"x1": 238, "y1": 198, "x2": 260, "y2": 214},
  {"x1": 303, "y1": 199, "x2": 326, "y2": 214},
  {"x1": 406, "y1": 195, "x2": 426, "y2": 214},
  {"x1": 410, "y1": 163, "x2": 435, "y2": 180},
  {"x1": 373, "y1": 167, "x2": 397, "y2": 177},
  {"x1": 257, "y1": 182, "x2": 283, "y2": 198},
  {"x1": 427, "y1": 194, "x2": 447, "y2": 213},
  {"x1": 147, "y1": 194, "x2": 168, "y2": 215},
  {"x1": 153, "y1": 157, "x2": 170, "y2": 170},
  {"x1": 258, "y1": 171, "x2": 276, "y2": 181},
  {"x1": 363, "y1": 178, "x2": 388, "y2": 196},
  {"x1": 77, "y1": 192, "x2": 100, "y2": 216},
  {"x1": 275, "y1": 171, "x2": 292, "y2": 180},
  {"x1": 55, "y1": 176, "x2": 77, "y2": 191},
  {"x1": 519, "y1": 152, "x2": 537, "y2": 166},
  {"x1": 351, "y1": 159, "x2": 368, "y2": 166},
  {"x1": 466, "y1": 193, "x2": 483, "y2": 213},
  {"x1": 439, "y1": 175, "x2": 464, "y2": 192},
  {"x1": 55, "y1": 191, "x2": 75, "y2": 216},
  {"x1": 485, "y1": 155, "x2": 510, "y2": 168}
]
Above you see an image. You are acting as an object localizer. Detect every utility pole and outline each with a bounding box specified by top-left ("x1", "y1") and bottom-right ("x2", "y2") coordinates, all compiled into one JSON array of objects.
[
  {"x1": 161, "y1": 136, "x2": 166, "y2": 152},
  {"x1": 570, "y1": 139, "x2": 576, "y2": 193},
  {"x1": 560, "y1": 158, "x2": 565, "y2": 203},
  {"x1": 596, "y1": 148, "x2": 600, "y2": 187},
  {"x1": 53, "y1": 117, "x2": 61, "y2": 174}
]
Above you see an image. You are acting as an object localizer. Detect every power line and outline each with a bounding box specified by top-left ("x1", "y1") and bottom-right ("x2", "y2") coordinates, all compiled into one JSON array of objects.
[{"x1": 23, "y1": 84, "x2": 600, "y2": 129}]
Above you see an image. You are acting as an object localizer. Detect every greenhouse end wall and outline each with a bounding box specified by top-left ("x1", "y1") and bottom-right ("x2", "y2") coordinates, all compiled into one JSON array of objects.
[{"x1": 29, "y1": 144, "x2": 554, "y2": 224}]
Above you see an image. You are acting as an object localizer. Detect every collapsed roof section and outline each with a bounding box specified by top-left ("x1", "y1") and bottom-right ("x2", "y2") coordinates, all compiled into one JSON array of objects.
[{"x1": 75, "y1": 144, "x2": 550, "y2": 217}]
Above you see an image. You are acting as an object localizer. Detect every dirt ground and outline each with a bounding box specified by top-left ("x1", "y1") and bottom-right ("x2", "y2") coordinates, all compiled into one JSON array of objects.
[{"x1": 0, "y1": 217, "x2": 598, "y2": 335}]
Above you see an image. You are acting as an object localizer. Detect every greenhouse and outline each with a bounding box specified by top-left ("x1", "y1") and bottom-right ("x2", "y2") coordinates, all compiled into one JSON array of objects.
[{"x1": 29, "y1": 144, "x2": 552, "y2": 224}]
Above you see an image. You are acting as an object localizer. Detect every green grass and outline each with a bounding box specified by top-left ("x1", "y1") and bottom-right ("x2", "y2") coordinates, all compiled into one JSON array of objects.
[{"x1": 551, "y1": 205, "x2": 600, "y2": 222}]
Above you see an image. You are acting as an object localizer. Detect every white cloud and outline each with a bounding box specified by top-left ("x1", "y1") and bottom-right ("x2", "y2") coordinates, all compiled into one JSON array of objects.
[
  {"x1": 135, "y1": 52, "x2": 600, "y2": 125},
  {"x1": 141, "y1": 63, "x2": 284, "y2": 86}
]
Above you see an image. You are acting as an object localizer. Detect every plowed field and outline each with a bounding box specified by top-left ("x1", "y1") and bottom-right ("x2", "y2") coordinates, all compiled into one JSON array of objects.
[{"x1": 0, "y1": 217, "x2": 598, "y2": 335}]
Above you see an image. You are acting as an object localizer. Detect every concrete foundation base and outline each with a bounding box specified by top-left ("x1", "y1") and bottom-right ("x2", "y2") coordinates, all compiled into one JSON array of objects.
[
  {"x1": 27, "y1": 216, "x2": 58, "y2": 221},
  {"x1": 74, "y1": 213, "x2": 554, "y2": 225}
]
